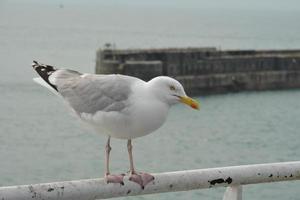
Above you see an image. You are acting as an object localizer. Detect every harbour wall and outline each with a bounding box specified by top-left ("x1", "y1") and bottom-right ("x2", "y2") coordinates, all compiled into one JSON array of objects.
[{"x1": 95, "y1": 47, "x2": 300, "y2": 95}]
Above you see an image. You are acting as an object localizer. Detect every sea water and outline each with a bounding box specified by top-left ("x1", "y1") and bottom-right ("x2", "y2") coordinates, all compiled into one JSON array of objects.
[{"x1": 1, "y1": 1, "x2": 300, "y2": 199}]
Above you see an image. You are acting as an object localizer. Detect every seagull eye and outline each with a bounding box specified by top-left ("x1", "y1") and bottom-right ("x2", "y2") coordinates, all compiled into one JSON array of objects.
[{"x1": 169, "y1": 85, "x2": 176, "y2": 91}]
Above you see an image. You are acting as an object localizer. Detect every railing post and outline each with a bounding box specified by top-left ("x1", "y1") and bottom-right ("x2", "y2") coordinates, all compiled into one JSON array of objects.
[{"x1": 223, "y1": 185, "x2": 242, "y2": 200}]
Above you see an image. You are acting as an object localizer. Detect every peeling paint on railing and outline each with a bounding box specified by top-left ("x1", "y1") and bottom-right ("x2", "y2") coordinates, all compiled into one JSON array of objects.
[{"x1": 1, "y1": 161, "x2": 300, "y2": 200}]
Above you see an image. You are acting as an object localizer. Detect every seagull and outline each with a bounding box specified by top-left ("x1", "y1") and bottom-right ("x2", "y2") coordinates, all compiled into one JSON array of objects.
[{"x1": 31, "y1": 61, "x2": 199, "y2": 189}]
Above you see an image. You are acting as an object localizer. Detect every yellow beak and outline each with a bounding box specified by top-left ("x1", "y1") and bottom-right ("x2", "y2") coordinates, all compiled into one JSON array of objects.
[{"x1": 180, "y1": 96, "x2": 200, "y2": 110}]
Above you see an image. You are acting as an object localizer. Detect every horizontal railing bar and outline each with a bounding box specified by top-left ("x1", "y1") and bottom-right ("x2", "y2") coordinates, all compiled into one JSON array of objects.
[{"x1": 1, "y1": 161, "x2": 300, "y2": 200}]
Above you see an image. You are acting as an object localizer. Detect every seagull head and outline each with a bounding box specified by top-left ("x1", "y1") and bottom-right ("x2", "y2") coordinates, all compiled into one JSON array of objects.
[{"x1": 147, "y1": 76, "x2": 200, "y2": 110}]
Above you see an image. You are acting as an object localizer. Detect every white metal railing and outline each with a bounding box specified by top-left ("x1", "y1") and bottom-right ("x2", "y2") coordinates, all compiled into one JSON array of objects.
[{"x1": 1, "y1": 161, "x2": 300, "y2": 200}]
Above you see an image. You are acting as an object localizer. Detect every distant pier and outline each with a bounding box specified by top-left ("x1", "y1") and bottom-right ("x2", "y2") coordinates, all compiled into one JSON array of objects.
[{"x1": 95, "y1": 47, "x2": 300, "y2": 95}]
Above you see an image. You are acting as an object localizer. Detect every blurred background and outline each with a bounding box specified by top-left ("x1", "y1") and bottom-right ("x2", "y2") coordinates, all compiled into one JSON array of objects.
[{"x1": 1, "y1": 0, "x2": 300, "y2": 199}]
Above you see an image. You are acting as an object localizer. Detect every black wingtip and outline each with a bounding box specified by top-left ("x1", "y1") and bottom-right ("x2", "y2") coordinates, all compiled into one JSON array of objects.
[
  {"x1": 32, "y1": 60, "x2": 38, "y2": 67},
  {"x1": 31, "y1": 60, "x2": 58, "y2": 91}
]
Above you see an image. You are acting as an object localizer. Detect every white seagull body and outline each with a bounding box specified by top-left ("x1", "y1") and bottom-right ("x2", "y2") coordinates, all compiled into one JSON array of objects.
[{"x1": 32, "y1": 61, "x2": 199, "y2": 189}]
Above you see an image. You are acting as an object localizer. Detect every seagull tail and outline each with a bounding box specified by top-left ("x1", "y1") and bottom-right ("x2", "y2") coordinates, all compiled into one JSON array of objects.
[{"x1": 31, "y1": 60, "x2": 58, "y2": 92}]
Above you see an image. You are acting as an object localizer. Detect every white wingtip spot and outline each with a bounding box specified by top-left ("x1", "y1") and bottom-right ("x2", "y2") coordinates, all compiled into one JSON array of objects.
[{"x1": 32, "y1": 61, "x2": 39, "y2": 69}]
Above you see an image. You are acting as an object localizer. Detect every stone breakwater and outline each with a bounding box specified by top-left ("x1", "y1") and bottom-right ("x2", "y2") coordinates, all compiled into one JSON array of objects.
[{"x1": 96, "y1": 47, "x2": 300, "y2": 95}]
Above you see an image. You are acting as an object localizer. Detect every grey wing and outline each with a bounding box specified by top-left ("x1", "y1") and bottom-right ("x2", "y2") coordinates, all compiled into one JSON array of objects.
[{"x1": 56, "y1": 73, "x2": 135, "y2": 114}]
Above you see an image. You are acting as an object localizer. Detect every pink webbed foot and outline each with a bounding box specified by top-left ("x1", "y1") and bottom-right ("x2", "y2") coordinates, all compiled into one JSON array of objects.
[
  {"x1": 105, "y1": 173, "x2": 125, "y2": 185},
  {"x1": 140, "y1": 172, "x2": 155, "y2": 187},
  {"x1": 129, "y1": 172, "x2": 155, "y2": 189}
]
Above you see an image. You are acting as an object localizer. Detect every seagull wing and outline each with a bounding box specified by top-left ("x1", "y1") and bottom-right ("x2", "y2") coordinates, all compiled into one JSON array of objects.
[{"x1": 52, "y1": 72, "x2": 137, "y2": 114}]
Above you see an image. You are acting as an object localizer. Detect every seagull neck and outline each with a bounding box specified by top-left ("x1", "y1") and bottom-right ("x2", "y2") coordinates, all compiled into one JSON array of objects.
[{"x1": 143, "y1": 81, "x2": 170, "y2": 106}]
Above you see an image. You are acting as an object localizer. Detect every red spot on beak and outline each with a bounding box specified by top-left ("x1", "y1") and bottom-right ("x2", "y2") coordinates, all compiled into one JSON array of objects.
[{"x1": 191, "y1": 103, "x2": 198, "y2": 109}]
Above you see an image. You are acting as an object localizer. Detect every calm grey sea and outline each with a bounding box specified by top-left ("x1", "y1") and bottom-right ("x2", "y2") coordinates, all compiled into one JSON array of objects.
[{"x1": 1, "y1": 0, "x2": 300, "y2": 199}]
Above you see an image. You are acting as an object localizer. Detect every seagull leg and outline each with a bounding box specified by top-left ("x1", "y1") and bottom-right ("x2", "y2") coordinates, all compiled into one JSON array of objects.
[
  {"x1": 127, "y1": 139, "x2": 154, "y2": 189},
  {"x1": 104, "y1": 136, "x2": 124, "y2": 185},
  {"x1": 127, "y1": 139, "x2": 143, "y2": 187}
]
